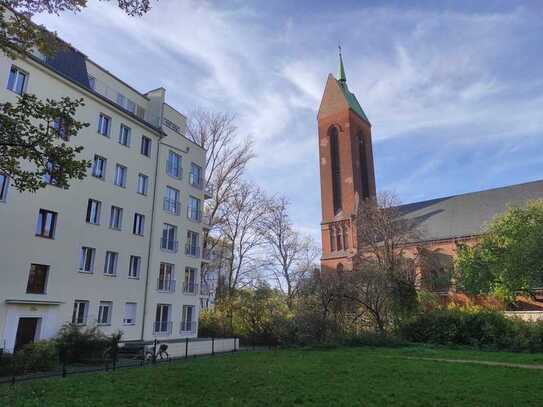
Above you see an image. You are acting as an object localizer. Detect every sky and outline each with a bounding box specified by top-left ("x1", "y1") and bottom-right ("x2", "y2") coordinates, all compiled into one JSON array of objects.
[{"x1": 36, "y1": 0, "x2": 543, "y2": 244}]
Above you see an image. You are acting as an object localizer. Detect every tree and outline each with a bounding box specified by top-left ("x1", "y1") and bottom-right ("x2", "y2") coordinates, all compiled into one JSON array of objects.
[
  {"x1": 455, "y1": 200, "x2": 543, "y2": 302},
  {"x1": 353, "y1": 192, "x2": 420, "y2": 329},
  {"x1": 262, "y1": 196, "x2": 319, "y2": 308},
  {"x1": 218, "y1": 182, "x2": 269, "y2": 297},
  {"x1": 1, "y1": 1, "x2": 153, "y2": 57},
  {"x1": 0, "y1": 94, "x2": 90, "y2": 191}
]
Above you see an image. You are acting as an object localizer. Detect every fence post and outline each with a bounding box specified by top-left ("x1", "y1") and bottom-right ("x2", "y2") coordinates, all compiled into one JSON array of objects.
[
  {"x1": 62, "y1": 359, "x2": 67, "y2": 378},
  {"x1": 212, "y1": 337, "x2": 215, "y2": 356},
  {"x1": 152, "y1": 339, "x2": 157, "y2": 365},
  {"x1": 185, "y1": 338, "x2": 189, "y2": 359},
  {"x1": 232, "y1": 337, "x2": 235, "y2": 353}
]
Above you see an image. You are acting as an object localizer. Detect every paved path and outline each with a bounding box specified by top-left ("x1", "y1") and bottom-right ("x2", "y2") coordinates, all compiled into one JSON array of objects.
[{"x1": 400, "y1": 356, "x2": 543, "y2": 370}]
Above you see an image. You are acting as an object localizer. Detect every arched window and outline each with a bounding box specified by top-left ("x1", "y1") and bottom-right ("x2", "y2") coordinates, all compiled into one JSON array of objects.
[
  {"x1": 336, "y1": 227, "x2": 343, "y2": 251},
  {"x1": 329, "y1": 227, "x2": 336, "y2": 252},
  {"x1": 336, "y1": 263, "x2": 344, "y2": 273},
  {"x1": 358, "y1": 132, "x2": 370, "y2": 200},
  {"x1": 342, "y1": 226, "x2": 349, "y2": 250},
  {"x1": 330, "y1": 126, "x2": 342, "y2": 213}
]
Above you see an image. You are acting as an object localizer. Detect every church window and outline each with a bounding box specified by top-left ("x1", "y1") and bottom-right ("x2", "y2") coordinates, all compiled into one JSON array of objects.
[
  {"x1": 329, "y1": 228, "x2": 336, "y2": 251},
  {"x1": 358, "y1": 133, "x2": 370, "y2": 200},
  {"x1": 330, "y1": 126, "x2": 342, "y2": 214}
]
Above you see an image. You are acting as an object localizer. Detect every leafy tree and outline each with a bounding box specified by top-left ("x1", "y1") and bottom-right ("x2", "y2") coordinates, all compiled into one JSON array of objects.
[
  {"x1": 456, "y1": 200, "x2": 543, "y2": 302},
  {"x1": 0, "y1": 94, "x2": 90, "y2": 191}
]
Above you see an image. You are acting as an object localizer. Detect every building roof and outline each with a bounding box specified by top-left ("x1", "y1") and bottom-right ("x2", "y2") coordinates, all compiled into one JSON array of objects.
[
  {"x1": 335, "y1": 47, "x2": 370, "y2": 122},
  {"x1": 397, "y1": 179, "x2": 543, "y2": 243}
]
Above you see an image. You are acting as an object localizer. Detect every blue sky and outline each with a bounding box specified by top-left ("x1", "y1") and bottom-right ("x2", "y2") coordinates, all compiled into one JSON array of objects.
[{"x1": 36, "y1": 1, "x2": 543, "y2": 243}]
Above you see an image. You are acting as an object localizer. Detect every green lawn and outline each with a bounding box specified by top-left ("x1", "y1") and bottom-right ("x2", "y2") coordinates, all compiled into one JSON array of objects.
[{"x1": 2, "y1": 346, "x2": 543, "y2": 406}]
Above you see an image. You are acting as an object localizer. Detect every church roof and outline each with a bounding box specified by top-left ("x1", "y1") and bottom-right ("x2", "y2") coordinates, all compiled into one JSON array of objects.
[
  {"x1": 397, "y1": 179, "x2": 543, "y2": 243},
  {"x1": 337, "y1": 81, "x2": 369, "y2": 122}
]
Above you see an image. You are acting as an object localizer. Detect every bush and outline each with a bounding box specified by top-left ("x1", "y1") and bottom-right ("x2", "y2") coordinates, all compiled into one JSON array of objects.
[
  {"x1": 342, "y1": 332, "x2": 407, "y2": 348},
  {"x1": 55, "y1": 323, "x2": 108, "y2": 364},
  {"x1": 400, "y1": 309, "x2": 543, "y2": 352},
  {"x1": 0, "y1": 341, "x2": 57, "y2": 376}
]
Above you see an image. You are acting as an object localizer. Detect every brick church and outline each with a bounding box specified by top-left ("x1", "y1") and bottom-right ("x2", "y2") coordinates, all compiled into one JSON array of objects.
[{"x1": 318, "y1": 49, "x2": 543, "y2": 303}]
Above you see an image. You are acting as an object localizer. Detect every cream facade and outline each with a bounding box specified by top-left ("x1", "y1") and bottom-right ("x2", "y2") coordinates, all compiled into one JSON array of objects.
[{"x1": 0, "y1": 46, "x2": 209, "y2": 352}]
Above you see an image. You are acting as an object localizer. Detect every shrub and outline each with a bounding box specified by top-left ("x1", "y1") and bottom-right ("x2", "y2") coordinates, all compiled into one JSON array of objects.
[
  {"x1": 400, "y1": 309, "x2": 543, "y2": 352},
  {"x1": 13, "y1": 341, "x2": 57, "y2": 374},
  {"x1": 342, "y1": 332, "x2": 407, "y2": 348},
  {"x1": 55, "y1": 323, "x2": 108, "y2": 363}
]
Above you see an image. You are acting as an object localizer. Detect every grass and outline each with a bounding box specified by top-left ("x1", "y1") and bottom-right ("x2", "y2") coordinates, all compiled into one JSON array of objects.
[{"x1": 2, "y1": 346, "x2": 543, "y2": 406}]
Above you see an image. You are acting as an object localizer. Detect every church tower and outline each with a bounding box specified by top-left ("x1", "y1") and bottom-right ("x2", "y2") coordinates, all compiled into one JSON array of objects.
[{"x1": 318, "y1": 48, "x2": 376, "y2": 272}]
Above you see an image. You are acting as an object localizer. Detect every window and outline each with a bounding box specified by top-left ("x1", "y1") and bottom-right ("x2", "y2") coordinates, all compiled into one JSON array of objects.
[
  {"x1": 123, "y1": 303, "x2": 137, "y2": 325},
  {"x1": 52, "y1": 117, "x2": 70, "y2": 141},
  {"x1": 161, "y1": 223, "x2": 178, "y2": 252},
  {"x1": 7, "y1": 66, "x2": 27, "y2": 94},
  {"x1": 128, "y1": 255, "x2": 141, "y2": 279},
  {"x1": 98, "y1": 113, "x2": 111, "y2": 137},
  {"x1": 109, "y1": 206, "x2": 123, "y2": 230},
  {"x1": 26, "y1": 264, "x2": 49, "y2": 294},
  {"x1": 97, "y1": 301, "x2": 113, "y2": 325},
  {"x1": 119, "y1": 124, "x2": 131, "y2": 146},
  {"x1": 330, "y1": 126, "x2": 342, "y2": 214},
  {"x1": 158, "y1": 262, "x2": 175, "y2": 292},
  {"x1": 133, "y1": 213, "x2": 145, "y2": 236},
  {"x1": 114, "y1": 164, "x2": 127, "y2": 188},
  {"x1": 136, "y1": 105, "x2": 145, "y2": 119},
  {"x1": 0, "y1": 174, "x2": 7, "y2": 201},
  {"x1": 116, "y1": 93, "x2": 125, "y2": 107},
  {"x1": 43, "y1": 160, "x2": 60, "y2": 186},
  {"x1": 163, "y1": 186, "x2": 180, "y2": 215},
  {"x1": 187, "y1": 196, "x2": 201, "y2": 222},
  {"x1": 358, "y1": 133, "x2": 371, "y2": 200},
  {"x1": 79, "y1": 247, "x2": 95, "y2": 273},
  {"x1": 185, "y1": 230, "x2": 200, "y2": 257},
  {"x1": 140, "y1": 136, "x2": 151, "y2": 157},
  {"x1": 88, "y1": 75, "x2": 95, "y2": 90},
  {"x1": 154, "y1": 304, "x2": 171, "y2": 335},
  {"x1": 137, "y1": 173, "x2": 148, "y2": 195},
  {"x1": 72, "y1": 300, "x2": 89, "y2": 325},
  {"x1": 166, "y1": 151, "x2": 182, "y2": 178},
  {"x1": 184, "y1": 267, "x2": 197, "y2": 294},
  {"x1": 92, "y1": 155, "x2": 107, "y2": 179},
  {"x1": 181, "y1": 305, "x2": 195, "y2": 333},
  {"x1": 104, "y1": 251, "x2": 118, "y2": 276},
  {"x1": 126, "y1": 99, "x2": 136, "y2": 113},
  {"x1": 35, "y1": 209, "x2": 57, "y2": 238},
  {"x1": 86, "y1": 199, "x2": 101, "y2": 225},
  {"x1": 189, "y1": 163, "x2": 202, "y2": 188}
]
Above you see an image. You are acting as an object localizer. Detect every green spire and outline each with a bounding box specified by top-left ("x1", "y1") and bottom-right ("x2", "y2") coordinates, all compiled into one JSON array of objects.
[{"x1": 338, "y1": 45, "x2": 346, "y2": 83}]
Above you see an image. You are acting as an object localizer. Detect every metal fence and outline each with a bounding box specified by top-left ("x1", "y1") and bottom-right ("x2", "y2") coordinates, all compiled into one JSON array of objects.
[{"x1": 0, "y1": 337, "x2": 239, "y2": 386}]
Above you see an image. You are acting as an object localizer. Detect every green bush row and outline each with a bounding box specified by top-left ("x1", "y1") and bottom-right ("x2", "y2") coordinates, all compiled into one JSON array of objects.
[{"x1": 399, "y1": 310, "x2": 543, "y2": 352}]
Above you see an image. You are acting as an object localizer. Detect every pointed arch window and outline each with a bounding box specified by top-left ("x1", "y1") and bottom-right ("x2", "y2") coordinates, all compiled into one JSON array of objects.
[
  {"x1": 358, "y1": 132, "x2": 370, "y2": 200},
  {"x1": 330, "y1": 126, "x2": 342, "y2": 214}
]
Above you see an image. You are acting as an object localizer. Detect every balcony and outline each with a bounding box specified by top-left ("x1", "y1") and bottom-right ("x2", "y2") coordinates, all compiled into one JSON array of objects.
[
  {"x1": 180, "y1": 321, "x2": 197, "y2": 336},
  {"x1": 160, "y1": 238, "x2": 178, "y2": 253},
  {"x1": 183, "y1": 281, "x2": 198, "y2": 295},
  {"x1": 163, "y1": 198, "x2": 180, "y2": 215},
  {"x1": 187, "y1": 208, "x2": 202, "y2": 223},
  {"x1": 166, "y1": 161, "x2": 182, "y2": 179},
  {"x1": 185, "y1": 244, "x2": 201, "y2": 258},
  {"x1": 157, "y1": 279, "x2": 176, "y2": 293},
  {"x1": 153, "y1": 321, "x2": 172, "y2": 336},
  {"x1": 204, "y1": 183, "x2": 214, "y2": 199}
]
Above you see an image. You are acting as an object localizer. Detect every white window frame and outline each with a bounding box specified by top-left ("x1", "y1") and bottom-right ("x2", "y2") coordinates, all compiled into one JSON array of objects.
[
  {"x1": 72, "y1": 300, "x2": 89, "y2": 325},
  {"x1": 114, "y1": 164, "x2": 127, "y2": 188},
  {"x1": 7, "y1": 65, "x2": 27, "y2": 95},
  {"x1": 166, "y1": 151, "x2": 182, "y2": 179},
  {"x1": 119, "y1": 124, "x2": 131, "y2": 146},
  {"x1": 128, "y1": 255, "x2": 141, "y2": 279},
  {"x1": 133, "y1": 213, "x2": 145, "y2": 236},
  {"x1": 190, "y1": 163, "x2": 203, "y2": 188},
  {"x1": 98, "y1": 113, "x2": 111, "y2": 137},
  {"x1": 35, "y1": 209, "x2": 57, "y2": 238},
  {"x1": 86, "y1": 199, "x2": 101, "y2": 225},
  {"x1": 104, "y1": 251, "x2": 118, "y2": 276},
  {"x1": 187, "y1": 196, "x2": 202, "y2": 222},
  {"x1": 92, "y1": 155, "x2": 107, "y2": 180},
  {"x1": 141, "y1": 136, "x2": 152, "y2": 157},
  {"x1": 109, "y1": 206, "x2": 123, "y2": 230},
  {"x1": 79, "y1": 246, "x2": 95, "y2": 273},
  {"x1": 137, "y1": 173, "x2": 148, "y2": 195},
  {"x1": 97, "y1": 301, "x2": 113, "y2": 326},
  {"x1": 123, "y1": 302, "x2": 137, "y2": 325}
]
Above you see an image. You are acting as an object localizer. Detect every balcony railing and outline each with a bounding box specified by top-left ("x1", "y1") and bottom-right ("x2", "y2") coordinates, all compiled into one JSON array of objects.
[
  {"x1": 187, "y1": 208, "x2": 202, "y2": 222},
  {"x1": 185, "y1": 244, "x2": 201, "y2": 258},
  {"x1": 160, "y1": 238, "x2": 179, "y2": 253},
  {"x1": 157, "y1": 278, "x2": 175, "y2": 293},
  {"x1": 166, "y1": 161, "x2": 182, "y2": 179},
  {"x1": 180, "y1": 321, "x2": 196, "y2": 335},
  {"x1": 163, "y1": 198, "x2": 180, "y2": 215},
  {"x1": 153, "y1": 321, "x2": 172, "y2": 336},
  {"x1": 183, "y1": 282, "x2": 198, "y2": 295}
]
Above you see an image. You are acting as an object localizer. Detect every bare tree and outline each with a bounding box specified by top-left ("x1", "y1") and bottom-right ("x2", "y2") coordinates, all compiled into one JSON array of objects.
[
  {"x1": 218, "y1": 181, "x2": 269, "y2": 297},
  {"x1": 262, "y1": 196, "x2": 319, "y2": 308}
]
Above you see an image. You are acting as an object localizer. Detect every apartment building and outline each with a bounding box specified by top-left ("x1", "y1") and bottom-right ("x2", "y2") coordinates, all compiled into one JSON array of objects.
[{"x1": 0, "y1": 44, "x2": 212, "y2": 352}]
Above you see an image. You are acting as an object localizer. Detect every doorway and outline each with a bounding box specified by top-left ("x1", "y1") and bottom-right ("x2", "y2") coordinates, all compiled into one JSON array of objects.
[{"x1": 14, "y1": 317, "x2": 40, "y2": 352}]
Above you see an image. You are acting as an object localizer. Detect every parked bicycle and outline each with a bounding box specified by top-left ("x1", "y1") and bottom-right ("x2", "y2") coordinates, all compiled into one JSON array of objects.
[{"x1": 144, "y1": 343, "x2": 169, "y2": 362}]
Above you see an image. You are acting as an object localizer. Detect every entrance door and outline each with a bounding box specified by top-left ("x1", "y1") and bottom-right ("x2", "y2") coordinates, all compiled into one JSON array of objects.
[{"x1": 14, "y1": 318, "x2": 40, "y2": 352}]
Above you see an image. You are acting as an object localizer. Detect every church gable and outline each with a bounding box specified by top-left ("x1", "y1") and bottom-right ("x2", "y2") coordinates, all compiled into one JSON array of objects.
[{"x1": 317, "y1": 74, "x2": 351, "y2": 120}]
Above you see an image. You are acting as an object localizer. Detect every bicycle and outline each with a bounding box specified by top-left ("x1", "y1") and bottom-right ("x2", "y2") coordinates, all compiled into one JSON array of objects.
[{"x1": 144, "y1": 343, "x2": 169, "y2": 362}]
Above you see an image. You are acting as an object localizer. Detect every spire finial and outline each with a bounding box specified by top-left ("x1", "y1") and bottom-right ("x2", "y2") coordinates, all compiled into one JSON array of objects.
[{"x1": 338, "y1": 44, "x2": 346, "y2": 83}]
